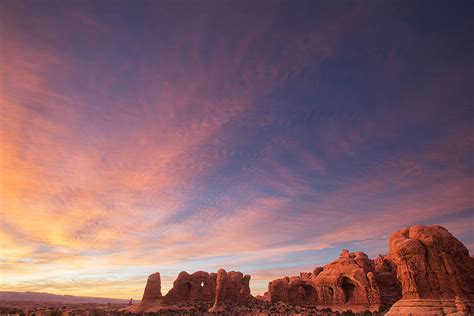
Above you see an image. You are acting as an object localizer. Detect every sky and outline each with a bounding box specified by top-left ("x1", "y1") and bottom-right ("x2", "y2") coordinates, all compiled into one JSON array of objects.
[{"x1": 0, "y1": 0, "x2": 473, "y2": 299}]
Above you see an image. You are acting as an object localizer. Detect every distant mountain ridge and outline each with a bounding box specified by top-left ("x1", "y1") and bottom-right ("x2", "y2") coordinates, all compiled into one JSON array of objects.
[{"x1": 0, "y1": 291, "x2": 133, "y2": 304}]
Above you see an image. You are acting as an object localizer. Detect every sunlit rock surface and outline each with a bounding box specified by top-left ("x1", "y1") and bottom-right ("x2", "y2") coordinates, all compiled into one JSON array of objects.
[
  {"x1": 268, "y1": 274, "x2": 317, "y2": 305},
  {"x1": 142, "y1": 272, "x2": 162, "y2": 301},
  {"x1": 164, "y1": 271, "x2": 216, "y2": 303},
  {"x1": 386, "y1": 224, "x2": 474, "y2": 315},
  {"x1": 267, "y1": 250, "x2": 401, "y2": 313},
  {"x1": 209, "y1": 269, "x2": 254, "y2": 312},
  {"x1": 311, "y1": 250, "x2": 383, "y2": 312},
  {"x1": 123, "y1": 269, "x2": 253, "y2": 314}
]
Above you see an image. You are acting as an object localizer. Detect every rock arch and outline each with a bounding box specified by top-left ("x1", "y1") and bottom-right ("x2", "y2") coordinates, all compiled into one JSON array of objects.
[{"x1": 340, "y1": 277, "x2": 356, "y2": 303}]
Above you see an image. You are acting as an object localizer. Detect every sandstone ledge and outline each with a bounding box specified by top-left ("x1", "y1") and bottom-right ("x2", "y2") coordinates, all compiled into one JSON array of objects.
[{"x1": 386, "y1": 298, "x2": 474, "y2": 316}]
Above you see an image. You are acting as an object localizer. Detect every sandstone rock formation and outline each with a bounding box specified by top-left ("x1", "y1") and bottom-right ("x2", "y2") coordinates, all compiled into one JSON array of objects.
[
  {"x1": 209, "y1": 269, "x2": 253, "y2": 312},
  {"x1": 123, "y1": 272, "x2": 164, "y2": 313},
  {"x1": 312, "y1": 267, "x2": 323, "y2": 277},
  {"x1": 164, "y1": 271, "x2": 216, "y2": 303},
  {"x1": 312, "y1": 250, "x2": 384, "y2": 312},
  {"x1": 386, "y1": 224, "x2": 474, "y2": 315},
  {"x1": 123, "y1": 269, "x2": 253, "y2": 313},
  {"x1": 268, "y1": 275, "x2": 317, "y2": 305},
  {"x1": 267, "y1": 250, "x2": 401, "y2": 312},
  {"x1": 374, "y1": 254, "x2": 401, "y2": 309},
  {"x1": 122, "y1": 224, "x2": 473, "y2": 315},
  {"x1": 141, "y1": 272, "x2": 162, "y2": 301}
]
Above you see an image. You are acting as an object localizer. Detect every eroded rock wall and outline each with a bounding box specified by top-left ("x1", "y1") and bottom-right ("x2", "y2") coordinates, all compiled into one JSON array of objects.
[
  {"x1": 164, "y1": 271, "x2": 216, "y2": 303},
  {"x1": 268, "y1": 275, "x2": 317, "y2": 305},
  {"x1": 312, "y1": 250, "x2": 383, "y2": 312},
  {"x1": 142, "y1": 272, "x2": 162, "y2": 301},
  {"x1": 267, "y1": 250, "x2": 401, "y2": 312},
  {"x1": 209, "y1": 269, "x2": 253, "y2": 312},
  {"x1": 374, "y1": 255, "x2": 402, "y2": 309},
  {"x1": 386, "y1": 224, "x2": 474, "y2": 315}
]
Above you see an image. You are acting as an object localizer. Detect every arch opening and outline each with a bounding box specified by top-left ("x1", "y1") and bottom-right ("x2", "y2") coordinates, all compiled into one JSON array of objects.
[
  {"x1": 341, "y1": 277, "x2": 356, "y2": 303},
  {"x1": 181, "y1": 281, "x2": 192, "y2": 299},
  {"x1": 296, "y1": 283, "x2": 316, "y2": 303}
]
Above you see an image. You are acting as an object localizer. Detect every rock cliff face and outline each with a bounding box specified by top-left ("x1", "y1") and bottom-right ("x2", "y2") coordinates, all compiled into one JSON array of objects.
[
  {"x1": 374, "y1": 255, "x2": 402, "y2": 309},
  {"x1": 141, "y1": 272, "x2": 162, "y2": 301},
  {"x1": 312, "y1": 250, "x2": 384, "y2": 312},
  {"x1": 386, "y1": 225, "x2": 474, "y2": 315},
  {"x1": 164, "y1": 271, "x2": 216, "y2": 303},
  {"x1": 267, "y1": 250, "x2": 401, "y2": 312},
  {"x1": 209, "y1": 269, "x2": 253, "y2": 312},
  {"x1": 268, "y1": 275, "x2": 316, "y2": 305}
]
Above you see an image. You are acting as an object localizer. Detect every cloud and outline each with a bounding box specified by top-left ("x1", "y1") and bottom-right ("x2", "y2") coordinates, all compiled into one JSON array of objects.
[{"x1": 1, "y1": 0, "x2": 472, "y2": 298}]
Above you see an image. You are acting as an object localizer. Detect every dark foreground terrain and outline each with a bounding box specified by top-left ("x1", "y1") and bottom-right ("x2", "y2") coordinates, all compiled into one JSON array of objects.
[
  {"x1": 0, "y1": 300, "x2": 382, "y2": 316},
  {"x1": 0, "y1": 301, "x2": 126, "y2": 316}
]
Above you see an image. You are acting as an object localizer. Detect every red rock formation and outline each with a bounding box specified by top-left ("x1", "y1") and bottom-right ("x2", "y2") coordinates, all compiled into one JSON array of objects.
[
  {"x1": 312, "y1": 267, "x2": 323, "y2": 277},
  {"x1": 259, "y1": 292, "x2": 271, "y2": 302},
  {"x1": 312, "y1": 250, "x2": 383, "y2": 312},
  {"x1": 266, "y1": 251, "x2": 401, "y2": 312},
  {"x1": 386, "y1": 225, "x2": 474, "y2": 315},
  {"x1": 209, "y1": 269, "x2": 253, "y2": 312},
  {"x1": 374, "y1": 255, "x2": 401, "y2": 309},
  {"x1": 268, "y1": 277, "x2": 289, "y2": 303},
  {"x1": 164, "y1": 271, "x2": 216, "y2": 303},
  {"x1": 268, "y1": 275, "x2": 317, "y2": 305},
  {"x1": 125, "y1": 269, "x2": 254, "y2": 313},
  {"x1": 122, "y1": 272, "x2": 164, "y2": 313},
  {"x1": 142, "y1": 272, "x2": 162, "y2": 301},
  {"x1": 122, "y1": 224, "x2": 473, "y2": 315}
]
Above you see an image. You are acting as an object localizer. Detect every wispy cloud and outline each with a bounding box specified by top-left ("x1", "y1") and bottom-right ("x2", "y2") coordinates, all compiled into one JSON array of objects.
[{"x1": 1, "y1": 0, "x2": 472, "y2": 298}]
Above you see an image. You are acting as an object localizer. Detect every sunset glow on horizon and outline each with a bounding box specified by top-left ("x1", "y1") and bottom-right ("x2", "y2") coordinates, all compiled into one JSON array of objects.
[{"x1": 1, "y1": 0, "x2": 473, "y2": 299}]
